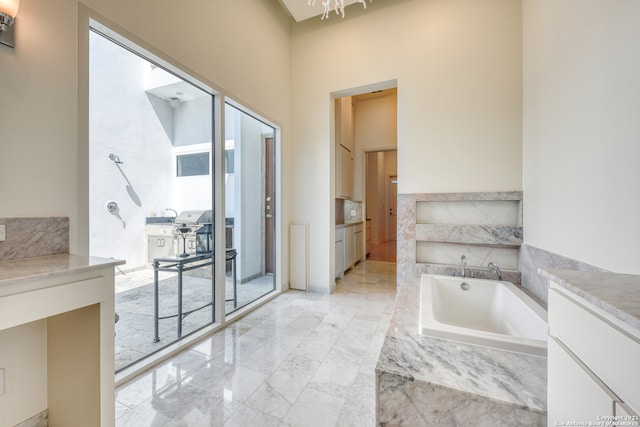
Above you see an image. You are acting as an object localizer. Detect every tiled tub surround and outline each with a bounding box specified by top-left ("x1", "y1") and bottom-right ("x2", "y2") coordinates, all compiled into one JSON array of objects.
[
  {"x1": 0, "y1": 217, "x2": 69, "y2": 261},
  {"x1": 398, "y1": 192, "x2": 523, "y2": 286},
  {"x1": 519, "y1": 244, "x2": 607, "y2": 307},
  {"x1": 376, "y1": 273, "x2": 546, "y2": 425}
]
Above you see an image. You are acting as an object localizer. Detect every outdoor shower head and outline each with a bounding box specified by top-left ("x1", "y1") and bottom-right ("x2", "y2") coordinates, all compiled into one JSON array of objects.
[{"x1": 109, "y1": 153, "x2": 123, "y2": 164}]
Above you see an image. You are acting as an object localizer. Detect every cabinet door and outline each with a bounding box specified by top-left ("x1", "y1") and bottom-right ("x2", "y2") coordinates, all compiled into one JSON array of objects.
[
  {"x1": 344, "y1": 225, "x2": 355, "y2": 270},
  {"x1": 354, "y1": 231, "x2": 363, "y2": 263},
  {"x1": 335, "y1": 239, "x2": 345, "y2": 279},
  {"x1": 548, "y1": 337, "x2": 617, "y2": 425},
  {"x1": 339, "y1": 97, "x2": 354, "y2": 151},
  {"x1": 148, "y1": 236, "x2": 175, "y2": 261},
  {"x1": 338, "y1": 145, "x2": 354, "y2": 199}
]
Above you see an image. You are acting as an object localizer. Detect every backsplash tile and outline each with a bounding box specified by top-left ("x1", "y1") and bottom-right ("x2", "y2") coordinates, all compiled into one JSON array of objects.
[
  {"x1": 344, "y1": 200, "x2": 362, "y2": 222},
  {"x1": 519, "y1": 243, "x2": 606, "y2": 307},
  {"x1": 0, "y1": 217, "x2": 69, "y2": 261}
]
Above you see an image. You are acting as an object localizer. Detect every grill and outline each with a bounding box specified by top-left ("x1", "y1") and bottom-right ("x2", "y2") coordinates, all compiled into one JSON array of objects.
[{"x1": 173, "y1": 210, "x2": 213, "y2": 255}]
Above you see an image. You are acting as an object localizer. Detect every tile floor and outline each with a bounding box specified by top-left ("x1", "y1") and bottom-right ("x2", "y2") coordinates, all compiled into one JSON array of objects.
[
  {"x1": 115, "y1": 260, "x2": 397, "y2": 426},
  {"x1": 366, "y1": 241, "x2": 396, "y2": 263}
]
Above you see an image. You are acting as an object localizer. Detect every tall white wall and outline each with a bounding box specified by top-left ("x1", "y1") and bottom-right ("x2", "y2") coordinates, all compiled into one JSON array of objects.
[
  {"x1": 353, "y1": 92, "x2": 397, "y2": 202},
  {"x1": 523, "y1": 0, "x2": 640, "y2": 273},
  {"x1": 291, "y1": 0, "x2": 523, "y2": 290}
]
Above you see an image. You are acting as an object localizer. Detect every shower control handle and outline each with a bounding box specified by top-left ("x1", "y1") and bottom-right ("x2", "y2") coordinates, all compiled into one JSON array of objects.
[{"x1": 106, "y1": 201, "x2": 120, "y2": 215}]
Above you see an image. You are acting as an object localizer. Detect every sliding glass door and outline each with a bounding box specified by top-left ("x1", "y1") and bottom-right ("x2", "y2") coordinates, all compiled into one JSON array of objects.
[
  {"x1": 89, "y1": 29, "x2": 214, "y2": 371},
  {"x1": 224, "y1": 103, "x2": 276, "y2": 313}
]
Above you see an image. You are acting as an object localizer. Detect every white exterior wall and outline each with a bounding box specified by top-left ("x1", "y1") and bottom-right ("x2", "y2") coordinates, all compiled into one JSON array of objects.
[
  {"x1": 523, "y1": 0, "x2": 640, "y2": 273},
  {"x1": 89, "y1": 32, "x2": 176, "y2": 268}
]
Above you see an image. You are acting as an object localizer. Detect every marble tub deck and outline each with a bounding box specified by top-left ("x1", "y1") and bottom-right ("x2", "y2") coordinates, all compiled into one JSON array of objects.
[{"x1": 376, "y1": 274, "x2": 547, "y2": 426}]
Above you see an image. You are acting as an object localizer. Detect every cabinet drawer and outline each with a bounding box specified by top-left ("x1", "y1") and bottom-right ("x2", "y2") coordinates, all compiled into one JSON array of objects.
[
  {"x1": 335, "y1": 228, "x2": 344, "y2": 242},
  {"x1": 548, "y1": 337, "x2": 616, "y2": 424},
  {"x1": 355, "y1": 223, "x2": 363, "y2": 233},
  {"x1": 549, "y1": 287, "x2": 640, "y2": 410}
]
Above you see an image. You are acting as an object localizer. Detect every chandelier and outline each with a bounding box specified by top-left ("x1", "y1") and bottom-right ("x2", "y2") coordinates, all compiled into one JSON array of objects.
[{"x1": 308, "y1": 0, "x2": 373, "y2": 20}]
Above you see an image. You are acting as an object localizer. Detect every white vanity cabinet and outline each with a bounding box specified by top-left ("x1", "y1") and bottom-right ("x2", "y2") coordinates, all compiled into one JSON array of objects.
[
  {"x1": 354, "y1": 222, "x2": 364, "y2": 263},
  {"x1": 335, "y1": 227, "x2": 345, "y2": 279},
  {"x1": 337, "y1": 145, "x2": 354, "y2": 199},
  {"x1": 548, "y1": 281, "x2": 640, "y2": 425},
  {"x1": 0, "y1": 255, "x2": 123, "y2": 427},
  {"x1": 335, "y1": 96, "x2": 354, "y2": 200},
  {"x1": 548, "y1": 337, "x2": 618, "y2": 422},
  {"x1": 344, "y1": 224, "x2": 355, "y2": 271}
]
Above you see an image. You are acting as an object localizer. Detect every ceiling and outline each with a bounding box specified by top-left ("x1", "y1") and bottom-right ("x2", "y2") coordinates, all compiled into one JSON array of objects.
[{"x1": 279, "y1": 0, "x2": 367, "y2": 22}]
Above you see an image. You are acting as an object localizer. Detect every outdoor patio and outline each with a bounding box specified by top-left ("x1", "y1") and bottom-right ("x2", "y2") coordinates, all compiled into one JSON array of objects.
[{"x1": 114, "y1": 268, "x2": 275, "y2": 370}]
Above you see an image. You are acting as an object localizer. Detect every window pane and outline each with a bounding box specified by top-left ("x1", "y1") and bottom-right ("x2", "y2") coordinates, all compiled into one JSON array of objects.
[{"x1": 177, "y1": 153, "x2": 210, "y2": 176}]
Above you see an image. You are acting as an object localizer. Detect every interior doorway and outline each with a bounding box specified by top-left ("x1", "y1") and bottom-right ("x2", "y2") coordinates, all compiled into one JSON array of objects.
[{"x1": 365, "y1": 150, "x2": 397, "y2": 263}]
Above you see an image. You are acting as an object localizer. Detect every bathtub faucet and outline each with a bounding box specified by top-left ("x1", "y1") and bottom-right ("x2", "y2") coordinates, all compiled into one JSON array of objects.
[
  {"x1": 488, "y1": 262, "x2": 503, "y2": 280},
  {"x1": 460, "y1": 255, "x2": 467, "y2": 277}
]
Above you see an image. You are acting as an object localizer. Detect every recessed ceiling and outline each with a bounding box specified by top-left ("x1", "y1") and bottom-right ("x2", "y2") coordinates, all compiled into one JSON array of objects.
[{"x1": 279, "y1": 0, "x2": 367, "y2": 22}]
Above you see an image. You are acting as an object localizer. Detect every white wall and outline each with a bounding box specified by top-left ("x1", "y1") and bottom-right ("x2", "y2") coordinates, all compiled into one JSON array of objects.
[
  {"x1": 523, "y1": 0, "x2": 640, "y2": 273},
  {"x1": 291, "y1": 0, "x2": 523, "y2": 291},
  {"x1": 0, "y1": 321, "x2": 47, "y2": 427},
  {"x1": 353, "y1": 91, "x2": 397, "y2": 202},
  {"x1": 172, "y1": 143, "x2": 213, "y2": 213}
]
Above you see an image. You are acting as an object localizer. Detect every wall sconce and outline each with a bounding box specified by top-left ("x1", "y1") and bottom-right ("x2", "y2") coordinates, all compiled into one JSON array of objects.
[{"x1": 0, "y1": 0, "x2": 19, "y2": 48}]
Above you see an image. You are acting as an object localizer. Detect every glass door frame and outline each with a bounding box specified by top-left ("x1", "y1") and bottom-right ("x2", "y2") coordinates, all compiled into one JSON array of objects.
[{"x1": 78, "y1": 6, "x2": 283, "y2": 382}]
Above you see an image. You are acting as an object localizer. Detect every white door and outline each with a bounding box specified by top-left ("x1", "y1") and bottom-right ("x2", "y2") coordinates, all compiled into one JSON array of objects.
[{"x1": 387, "y1": 176, "x2": 397, "y2": 241}]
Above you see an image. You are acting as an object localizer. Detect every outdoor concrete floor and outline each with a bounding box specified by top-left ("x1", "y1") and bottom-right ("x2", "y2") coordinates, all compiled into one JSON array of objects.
[{"x1": 115, "y1": 268, "x2": 275, "y2": 371}]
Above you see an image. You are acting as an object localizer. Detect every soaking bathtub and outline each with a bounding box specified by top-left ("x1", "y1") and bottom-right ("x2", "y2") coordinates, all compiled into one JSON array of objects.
[{"x1": 419, "y1": 274, "x2": 548, "y2": 356}]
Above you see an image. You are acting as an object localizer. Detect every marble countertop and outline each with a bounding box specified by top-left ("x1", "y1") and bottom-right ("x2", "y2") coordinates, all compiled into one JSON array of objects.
[
  {"x1": 540, "y1": 269, "x2": 640, "y2": 332},
  {"x1": 0, "y1": 254, "x2": 125, "y2": 288},
  {"x1": 376, "y1": 273, "x2": 547, "y2": 413}
]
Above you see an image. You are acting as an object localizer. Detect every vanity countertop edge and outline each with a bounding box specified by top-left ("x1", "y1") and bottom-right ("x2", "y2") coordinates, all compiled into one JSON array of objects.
[
  {"x1": 335, "y1": 220, "x2": 364, "y2": 229},
  {"x1": 539, "y1": 268, "x2": 640, "y2": 332},
  {"x1": 0, "y1": 253, "x2": 125, "y2": 289}
]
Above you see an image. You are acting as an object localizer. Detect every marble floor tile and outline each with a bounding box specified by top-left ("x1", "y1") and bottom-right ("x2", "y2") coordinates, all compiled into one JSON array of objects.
[
  {"x1": 116, "y1": 260, "x2": 397, "y2": 427},
  {"x1": 281, "y1": 388, "x2": 346, "y2": 427}
]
